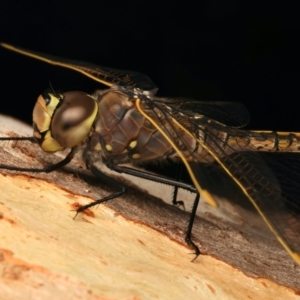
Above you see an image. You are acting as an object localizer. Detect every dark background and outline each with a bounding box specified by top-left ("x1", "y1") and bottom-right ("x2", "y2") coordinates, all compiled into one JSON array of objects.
[{"x1": 0, "y1": 1, "x2": 299, "y2": 131}]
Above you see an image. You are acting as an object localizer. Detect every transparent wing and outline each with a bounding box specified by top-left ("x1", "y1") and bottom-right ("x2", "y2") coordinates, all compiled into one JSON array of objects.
[
  {"x1": 154, "y1": 97, "x2": 250, "y2": 127},
  {"x1": 1, "y1": 43, "x2": 158, "y2": 94}
]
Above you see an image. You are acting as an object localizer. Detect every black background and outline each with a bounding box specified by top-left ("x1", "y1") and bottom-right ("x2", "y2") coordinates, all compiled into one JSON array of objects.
[{"x1": 0, "y1": 1, "x2": 299, "y2": 131}]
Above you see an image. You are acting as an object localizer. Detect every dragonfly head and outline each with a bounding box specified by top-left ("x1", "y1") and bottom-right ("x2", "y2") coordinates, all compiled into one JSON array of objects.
[{"x1": 32, "y1": 91, "x2": 98, "y2": 152}]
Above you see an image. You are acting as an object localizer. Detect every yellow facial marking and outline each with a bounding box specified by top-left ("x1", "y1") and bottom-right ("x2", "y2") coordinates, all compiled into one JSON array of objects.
[{"x1": 41, "y1": 131, "x2": 63, "y2": 152}]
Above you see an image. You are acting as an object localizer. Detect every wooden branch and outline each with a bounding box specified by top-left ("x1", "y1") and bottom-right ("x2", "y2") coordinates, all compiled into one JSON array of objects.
[{"x1": 0, "y1": 115, "x2": 299, "y2": 299}]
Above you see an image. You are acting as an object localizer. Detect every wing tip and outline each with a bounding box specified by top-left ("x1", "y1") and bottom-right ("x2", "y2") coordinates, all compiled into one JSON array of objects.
[
  {"x1": 202, "y1": 190, "x2": 218, "y2": 207},
  {"x1": 292, "y1": 252, "x2": 300, "y2": 265}
]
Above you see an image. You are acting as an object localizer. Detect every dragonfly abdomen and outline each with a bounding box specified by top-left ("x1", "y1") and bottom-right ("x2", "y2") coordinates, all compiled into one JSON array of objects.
[
  {"x1": 191, "y1": 124, "x2": 300, "y2": 165},
  {"x1": 229, "y1": 131, "x2": 300, "y2": 152},
  {"x1": 210, "y1": 129, "x2": 300, "y2": 156}
]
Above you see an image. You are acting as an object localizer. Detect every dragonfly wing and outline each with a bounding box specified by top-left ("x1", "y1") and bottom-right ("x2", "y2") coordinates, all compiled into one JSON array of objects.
[
  {"x1": 1, "y1": 43, "x2": 158, "y2": 94},
  {"x1": 258, "y1": 153, "x2": 300, "y2": 248},
  {"x1": 154, "y1": 97, "x2": 250, "y2": 127},
  {"x1": 190, "y1": 160, "x2": 276, "y2": 239}
]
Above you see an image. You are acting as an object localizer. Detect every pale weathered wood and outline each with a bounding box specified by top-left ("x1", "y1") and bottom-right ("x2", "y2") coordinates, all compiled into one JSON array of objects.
[{"x1": 0, "y1": 115, "x2": 299, "y2": 299}]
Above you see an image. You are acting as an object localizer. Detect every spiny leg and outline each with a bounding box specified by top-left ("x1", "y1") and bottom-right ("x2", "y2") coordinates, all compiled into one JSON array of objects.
[
  {"x1": 74, "y1": 158, "x2": 127, "y2": 217},
  {"x1": 106, "y1": 160, "x2": 201, "y2": 261},
  {"x1": 172, "y1": 163, "x2": 185, "y2": 209},
  {"x1": 185, "y1": 193, "x2": 201, "y2": 262},
  {"x1": 107, "y1": 163, "x2": 197, "y2": 193},
  {"x1": 0, "y1": 136, "x2": 76, "y2": 172}
]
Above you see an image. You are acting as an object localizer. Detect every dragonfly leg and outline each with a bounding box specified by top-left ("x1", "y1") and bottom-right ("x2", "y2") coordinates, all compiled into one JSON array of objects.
[
  {"x1": 171, "y1": 163, "x2": 185, "y2": 209},
  {"x1": 75, "y1": 159, "x2": 127, "y2": 216},
  {"x1": 108, "y1": 163, "x2": 194, "y2": 210},
  {"x1": 185, "y1": 193, "x2": 201, "y2": 262},
  {"x1": 107, "y1": 161, "x2": 201, "y2": 260},
  {"x1": 107, "y1": 163, "x2": 197, "y2": 193},
  {"x1": 0, "y1": 136, "x2": 36, "y2": 142},
  {"x1": 0, "y1": 144, "x2": 76, "y2": 173}
]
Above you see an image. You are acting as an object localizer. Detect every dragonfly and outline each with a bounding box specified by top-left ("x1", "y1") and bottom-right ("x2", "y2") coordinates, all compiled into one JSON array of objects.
[{"x1": 0, "y1": 42, "x2": 300, "y2": 265}]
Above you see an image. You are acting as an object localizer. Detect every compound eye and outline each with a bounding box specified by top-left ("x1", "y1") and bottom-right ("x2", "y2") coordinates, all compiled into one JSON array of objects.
[{"x1": 51, "y1": 91, "x2": 98, "y2": 148}]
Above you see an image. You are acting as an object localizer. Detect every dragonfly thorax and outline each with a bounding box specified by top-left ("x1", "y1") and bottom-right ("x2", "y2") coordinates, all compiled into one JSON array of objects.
[
  {"x1": 33, "y1": 91, "x2": 98, "y2": 153},
  {"x1": 89, "y1": 89, "x2": 198, "y2": 164}
]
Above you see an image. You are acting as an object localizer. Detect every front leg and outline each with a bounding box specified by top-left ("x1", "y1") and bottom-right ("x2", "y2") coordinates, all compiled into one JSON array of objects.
[{"x1": 75, "y1": 157, "x2": 127, "y2": 215}]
